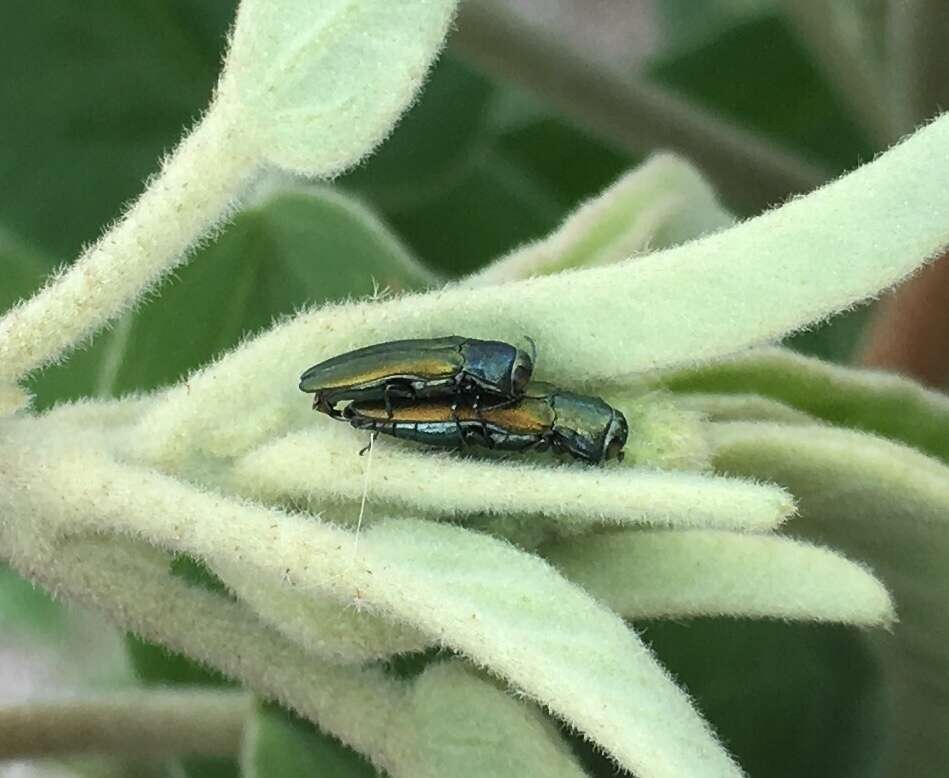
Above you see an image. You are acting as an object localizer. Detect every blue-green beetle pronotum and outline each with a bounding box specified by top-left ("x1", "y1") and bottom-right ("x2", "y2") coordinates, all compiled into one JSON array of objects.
[
  {"x1": 344, "y1": 383, "x2": 629, "y2": 464},
  {"x1": 299, "y1": 336, "x2": 534, "y2": 417}
]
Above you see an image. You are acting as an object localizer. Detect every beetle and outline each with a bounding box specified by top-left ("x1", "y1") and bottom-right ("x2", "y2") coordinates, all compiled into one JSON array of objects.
[
  {"x1": 299, "y1": 336, "x2": 534, "y2": 417},
  {"x1": 344, "y1": 383, "x2": 628, "y2": 464}
]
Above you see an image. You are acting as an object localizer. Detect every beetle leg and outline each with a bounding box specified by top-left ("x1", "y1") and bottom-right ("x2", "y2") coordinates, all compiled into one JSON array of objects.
[
  {"x1": 477, "y1": 395, "x2": 516, "y2": 413},
  {"x1": 450, "y1": 400, "x2": 469, "y2": 449},
  {"x1": 532, "y1": 436, "x2": 552, "y2": 455},
  {"x1": 358, "y1": 432, "x2": 377, "y2": 457},
  {"x1": 320, "y1": 393, "x2": 350, "y2": 420},
  {"x1": 314, "y1": 394, "x2": 337, "y2": 417},
  {"x1": 384, "y1": 382, "x2": 419, "y2": 418},
  {"x1": 383, "y1": 384, "x2": 397, "y2": 418},
  {"x1": 474, "y1": 401, "x2": 494, "y2": 446},
  {"x1": 468, "y1": 395, "x2": 488, "y2": 434}
]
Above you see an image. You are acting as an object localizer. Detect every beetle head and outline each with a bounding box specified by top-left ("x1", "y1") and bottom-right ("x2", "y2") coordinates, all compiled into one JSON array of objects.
[
  {"x1": 603, "y1": 409, "x2": 628, "y2": 462},
  {"x1": 510, "y1": 349, "x2": 534, "y2": 396}
]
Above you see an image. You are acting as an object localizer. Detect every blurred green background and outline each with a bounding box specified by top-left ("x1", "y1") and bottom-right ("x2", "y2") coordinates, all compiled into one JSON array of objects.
[{"x1": 0, "y1": 2, "x2": 892, "y2": 776}]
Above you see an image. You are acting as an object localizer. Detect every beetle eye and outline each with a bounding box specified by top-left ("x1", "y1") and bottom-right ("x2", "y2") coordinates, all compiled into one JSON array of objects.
[
  {"x1": 604, "y1": 412, "x2": 628, "y2": 461},
  {"x1": 512, "y1": 363, "x2": 531, "y2": 393},
  {"x1": 606, "y1": 436, "x2": 624, "y2": 461},
  {"x1": 510, "y1": 351, "x2": 533, "y2": 394}
]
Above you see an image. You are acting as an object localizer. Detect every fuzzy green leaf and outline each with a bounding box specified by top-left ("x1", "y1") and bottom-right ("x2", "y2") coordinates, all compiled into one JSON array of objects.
[
  {"x1": 672, "y1": 392, "x2": 816, "y2": 424},
  {"x1": 0, "y1": 430, "x2": 745, "y2": 778},
  {"x1": 711, "y1": 421, "x2": 949, "y2": 775},
  {"x1": 350, "y1": 518, "x2": 745, "y2": 778},
  {"x1": 465, "y1": 154, "x2": 733, "y2": 285},
  {"x1": 660, "y1": 347, "x2": 949, "y2": 462},
  {"x1": 545, "y1": 528, "x2": 893, "y2": 625},
  {"x1": 2, "y1": 534, "x2": 412, "y2": 774},
  {"x1": 400, "y1": 661, "x2": 588, "y2": 778},
  {"x1": 338, "y1": 56, "x2": 494, "y2": 205},
  {"x1": 219, "y1": 0, "x2": 458, "y2": 176},
  {"x1": 212, "y1": 559, "x2": 428, "y2": 664},
  {"x1": 138, "y1": 114, "x2": 949, "y2": 462},
  {"x1": 232, "y1": 422, "x2": 791, "y2": 533},
  {"x1": 30, "y1": 184, "x2": 434, "y2": 407}
]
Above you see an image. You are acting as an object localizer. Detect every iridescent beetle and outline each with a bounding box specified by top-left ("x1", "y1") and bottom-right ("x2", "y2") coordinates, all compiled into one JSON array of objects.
[
  {"x1": 299, "y1": 336, "x2": 534, "y2": 418},
  {"x1": 344, "y1": 383, "x2": 628, "y2": 464}
]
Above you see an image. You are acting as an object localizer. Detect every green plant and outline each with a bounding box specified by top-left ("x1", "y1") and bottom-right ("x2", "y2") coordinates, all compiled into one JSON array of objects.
[{"x1": 1, "y1": 2, "x2": 948, "y2": 777}]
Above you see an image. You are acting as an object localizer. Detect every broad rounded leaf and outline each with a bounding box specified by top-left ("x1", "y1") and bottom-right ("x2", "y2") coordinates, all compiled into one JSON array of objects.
[{"x1": 220, "y1": 0, "x2": 458, "y2": 176}]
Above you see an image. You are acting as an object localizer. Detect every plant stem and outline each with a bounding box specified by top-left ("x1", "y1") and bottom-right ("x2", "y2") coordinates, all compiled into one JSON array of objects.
[
  {"x1": 2, "y1": 438, "x2": 744, "y2": 778},
  {"x1": 0, "y1": 690, "x2": 251, "y2": 760},
  {"x1": 781, "y1": 1, "x2": 897, "y2": 146},
  {"x1": 0, "y1": 101, "x2": 256, "y2": 391},
  {"x1": 451, "y1": 0, "x2": 828, "y2": 212},
  {"x1": 886, "y1": 0, "x2": 949, "y2": 131},
  {"x1": 5, "y1": 535, "x2": 411, "y2": 774}
]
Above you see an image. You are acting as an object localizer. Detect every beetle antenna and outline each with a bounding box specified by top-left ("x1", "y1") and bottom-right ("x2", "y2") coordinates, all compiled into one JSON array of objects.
[
  {"x1": 353, "y1": 433, "x2": 376, "y2": 559},
  {"x1": 524, "y1": 335, "x2": 537, "y2": 363}
]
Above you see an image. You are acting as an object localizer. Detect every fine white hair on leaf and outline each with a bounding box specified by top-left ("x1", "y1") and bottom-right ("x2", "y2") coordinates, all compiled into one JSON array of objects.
[
  {"x1": 710, "y1": 421, "x2": 949, "y2": 776},
  {"x1": 462, "y1": 153, "x2": 733, "y2": 286},
  {"x1": 2, "y1": 438, "x2": 744, "y2": 778},
  {"x1": 0, "y1": 0, "x2": 459, "y2": 394},
  {"x1": 0, "y1": 102, "x2": 256, "y2": 389},
  {"x1": 218, "y1": 0, "x2": 459, "y2": 177},
  {"x1": 0, "y1": 383, "x2": 30, "y2": 415},
  {"x1": 671, "y1": 392, "x2": 817, "y2": 425},
  {"x1": 400, "y1": 660, "x2": 591, "y2": 778},
  {"x1": 0, "y1": 532, "x2": 410, "y2": 774},
  {"x1": 131, "y1": 113, "x2": 949, "y2": 464},
  {"x1": 659, "y1": 346, "x2": 949, "y2": 462},
  {"x1": 210, "y1": 557, "x2": 430, "y2": 663},
  {"x1": 229, "y1": 426, "x2": 794, "y2": 532},
  {"x1": 544, "y1": 528, "x2": 895, "y2": 625}
]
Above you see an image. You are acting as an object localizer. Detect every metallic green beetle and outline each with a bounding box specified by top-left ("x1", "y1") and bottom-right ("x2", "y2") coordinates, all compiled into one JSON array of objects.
[
  {"x1": 299, "y1": 336, "x2": 534, "y2": 417},
  {"x1": 344, "y1": 383, "x2": 628, "y2": 464}
]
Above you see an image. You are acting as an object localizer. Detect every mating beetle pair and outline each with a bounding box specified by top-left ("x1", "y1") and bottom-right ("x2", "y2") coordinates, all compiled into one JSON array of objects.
[
  {"x1": 299, "y1": 336, "x2": 628, "y2": 464},
  {"x1": 299, "y1": 336, "x2": 534, "y2": 417}
]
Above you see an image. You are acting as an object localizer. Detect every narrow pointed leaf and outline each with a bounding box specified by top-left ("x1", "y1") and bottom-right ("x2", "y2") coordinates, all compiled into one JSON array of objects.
[
  {"x1": 212, "y1": 559, "x2": 428, "y2": 663},
  {"x1": 32, "y1": 184, "x2": 435, "y2": 407},
  {"x1": 233, "y1": 425, "x2": 791, "y2": 532},
  {"x1": 400, "y1": 661, "x2": 589, "y2": 778},
  {"x1": 545, "y1": 528, "x2": 894, "y2": 625},
  {"x1": 711, "y1": 421, "x2": 949, "y2": 776},
  {"x1": 137, "y1": 115, "x2": 949, "y2": 461},
  {"x1": 0, "y1": 534, "x2": 410, "y2": 775},
  {"x1": 1, "y1": 440, "x2": 744, "y2": 778},
  {"x1": 464, "y1": 154, "x2": 732, "y2": 285},
  {"x1": 661, "y1": 347, "x2": 949, "y2": 462},
  {"x1": 672, "y1": 392, "x2": 816, "y2": 424}
]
